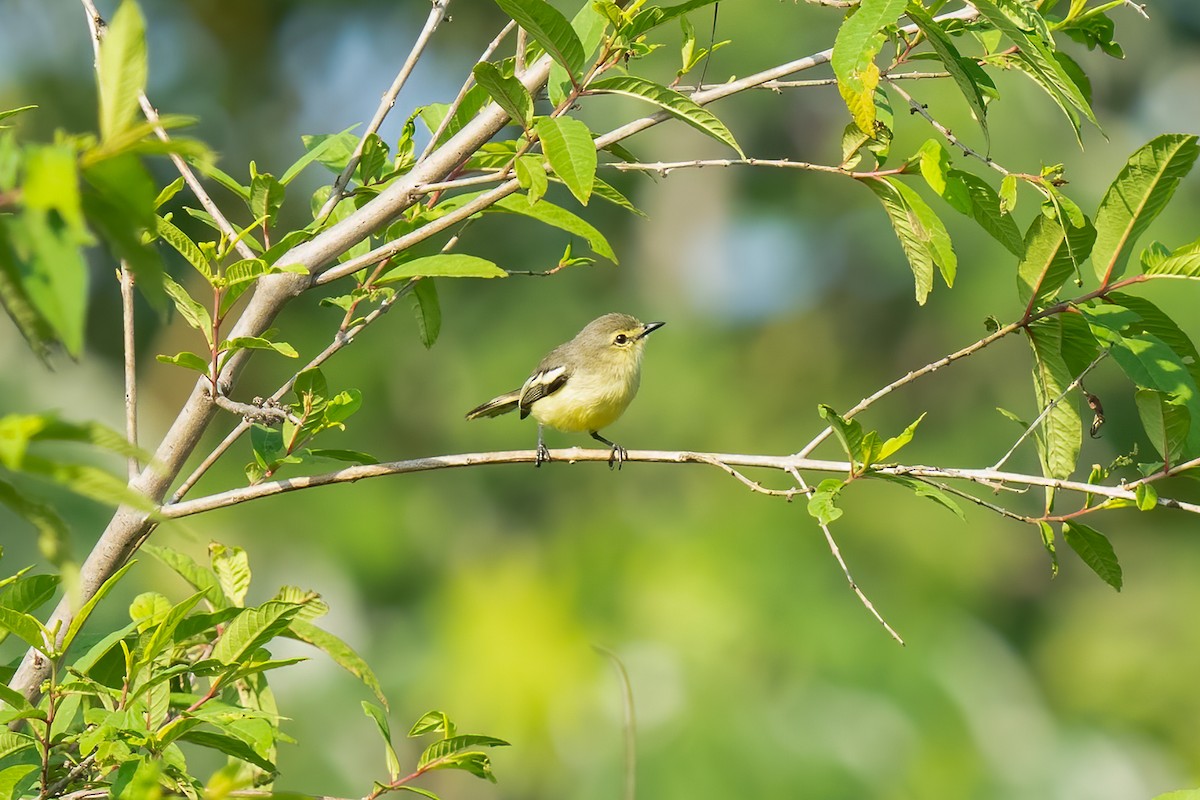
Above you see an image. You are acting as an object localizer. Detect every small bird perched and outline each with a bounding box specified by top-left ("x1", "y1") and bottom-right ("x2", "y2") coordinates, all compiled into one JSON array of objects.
[{"x1": 465, "y1": 313, "x2": 665, "y2": 469}]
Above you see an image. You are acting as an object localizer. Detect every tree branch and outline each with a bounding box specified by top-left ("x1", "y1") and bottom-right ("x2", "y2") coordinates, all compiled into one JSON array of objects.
[
  {"x1": 119, "y1": 263, "x2": 139, "y2": 480},
  {"x1": 318, "y1": 0, "x2": 452, "y2": 221},
  {"x1": 156, "y1": 449, "x2": 1200, "y2": 520}
]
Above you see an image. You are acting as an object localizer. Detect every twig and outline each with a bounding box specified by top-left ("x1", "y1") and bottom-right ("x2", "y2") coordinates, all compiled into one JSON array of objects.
[
  {"x1": 158, "y1": 450, "x2": 1200, "y2": 519},
  {"x1": 515, "y1": 26, "x2": 527, "y2": 77},
  {"x1": 315, "y1": 178, "x2": 522, "y2": 285},
  {"x1": 45, "y1": 753, "x2": 96, "y2": 797},
  {"x1": 673, "y1": 72, "x2": 951, "y2": 92},
  {"x1": 989, "y1": 349, "x2": 1109, "y2": 472},
  {"x1": 417, "y1": 20, "x2": 518, "y2": 164},
  {"x1": 118, "y1": 264, "x2": 138, "y2": 480},
  {"x1": 318, "y1": 0, "x2": 452, "y2": 221},
  {"x1": 603, "y1": 158, "x2": 899, "y2": 178},
  {"x1": 210, "y1": 394, "x2": 298, "y2": 426},
  {"x1": 791, "y1": 468, "x2": 904, "y2": 645},
  {"x1": 797, "y1": 320, "x2": 1022, "y2": 458},
  {"x1": 886, "y1": 78, "x2": 1008, "y2": 176}
]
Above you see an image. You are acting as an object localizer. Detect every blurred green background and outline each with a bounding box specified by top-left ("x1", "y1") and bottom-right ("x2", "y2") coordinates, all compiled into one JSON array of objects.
[{"x1": 4, "y1": 1, "x2": 1200, "y2": 797}]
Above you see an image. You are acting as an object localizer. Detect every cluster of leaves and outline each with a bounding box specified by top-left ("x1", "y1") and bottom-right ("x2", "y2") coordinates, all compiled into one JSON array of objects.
[
  {"x1": 828, "y1": 0, "x2": 1128, "y2": 304},
  {"x1": 0, "y1": 2, "x2": 208, "y2": 359},
  {"x1": 245, "y1": 367, "x2": 376, "y2": 483},
  {"x1": 0, "y1": 544, "x2": 503, "y2": 799}
]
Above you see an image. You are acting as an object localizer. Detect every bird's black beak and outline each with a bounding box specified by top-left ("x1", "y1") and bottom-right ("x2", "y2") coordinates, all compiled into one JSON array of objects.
[{"x1": 639, "y1": 321, "x2": 666, "y2": 340}]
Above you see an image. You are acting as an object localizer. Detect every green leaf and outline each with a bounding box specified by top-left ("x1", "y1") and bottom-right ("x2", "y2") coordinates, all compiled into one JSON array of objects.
[
  {"x1": 222, "y1": 336, "x2": 300, "y2": 359},
  {"x1": 588, "y1": 75, "x2": 743, "y2": 157},
  {"x1": 153, "y1": 176, "x2": 185, "y2": 209},
  {"x1": 409, "y1": 710, "x2": 456, "y2": 738},
  {"x1": 155, "y1": 216, "x2": 213, "y2": 281},
  {"x1": 357, "y1": 133, "x2": 390, "y2": 184},
  {"x1": 283, "y1": 125, "x2": 359, "y2": 185},
  {"x1": 141, "y1": 543, "x2": 227, "y2": 606},
  {"x1": 999, "y1": 174, "x2": 1018, "y2": 214},
  {"x1": 0, "y1": 607, "x2": 49, "y2": 655},
  {"x1": 419, "y1": 734, "x2": 511, "y2": 769},
  {"x1": 1027, "y1": 318, "x2": 1082, "y2": 483},
  {"x1": 494, "y1": 0, "x2": 585, "y2": 77},
  {"x1": 178, "y1": 729, "x2": 276, "y2": 772},
  {"x1": 210, "y1": 600, "x2": 305, "y2": 666},
  {"x1": 0, "y1": 221, "x2": 57, "y2": 360},
  {"x1": 287, "y1": 620, "x2": 388, "y2": 708},
  {"x1": 1134, "y1": 482, "x2": 1158, "y2": 511},
  {"x1": 0, "y1": 481, "x2": 68, "y2": 569},
  {"x1": 424, "y1": 751, "x2": 499, "y2": 782},
  {"x1": 817, "y1": 404, "x2": 865, "y2": 466},
  {"x1": 864, "y1": 176, "x2": 956, "y2": 304},
  {"x1": 1037, "y1": 521, "x2": 1059, "y2": 578},
  {"x1": 0, "y1": 105, "x2": 37, "y2": 125},
  {"x1": 1142, "y1": 236, "x2": 1200, "y2": 279},
  {"x1": 379, "y1": 254, "x2": 506, "y2": 281},
  {"x1": 1016, "y1": 213, "x2": 1095, "y2": 309},
  {"x1": 362, "y1": 702, "x2": 402, "y2": 780},
  {"x1": 1153, "y1": 791, "x2": 1200, "y2": 800},
  {"x1": 210, "y1": 543, "x2": 251, "y2": 608},
  {"x1": 62, "y1": 560, "x2": 137, "y2": 655},
  {"x1": 1092, "y1": 134, "x2": 1200, "y2": 283},
  {"x1": 906, "y1": 3, "x2": 989, "y2": 142},
  {"x1": 472, "y1": 62, "x2": 534, "y2": 130},
  {"x1": 400, "y1": 277, "x2": 439, "y2": 350},
  {"x1": 806, "y1": 478, "x2": 845, "y2": 526},
  {"x1": 536, "y1": 116, "x2": 597, "y2": 205},
  {"x1": 250, "y1": 171, "x2": 285, "y2": 230},
  {"x1": 1081, "y1": 305, "x2": 1200, "y2": 422},
  {"x1": 871, "y1": 474, "x2": 965, "y2": 520},
  {"x1": 156, "y1": 351, "x2": 210, "y2": 374},
  {"x1": 0, "y1": 732, "x2": 38, "y2": 762},
  {"x1": 974, "y1": 0, "x2": 1097, "y2": 136},
  {"x1": 6, "y1": 201, "x2": 92, "y2": 357},
  {"x1": 491, "y1": 194, "x2": 617, "y2": 262},
  {"x1": 419, "y1": 86, "x2": 490, "y2": 150},
  {"x1": 515, "y1": 155, "x2": 549, "y2": 205},
  {"x1": 1135, "y1": 389, "x2": 1191, "y2": 465},
  {"x1": 97, "y1": 0, "x2": 147, "y2": 141},
  {"x1": 136, "y1": 591, "x2": 205, "y2": 670},
  {"x1": 1063, "y1": 520, "x2": 1122, "y2": 590},
  {"x1": 299, "y1": 129, "x2": 361, "y2": 176},
  {"x1": 876, "y1": 412, "x2": 926, "y2": 463},
  {"x1": 831, "y1": 0, "x2": 906, "y2": 133},
  {"x1": 162, "y1": 274, "x2": 213, "y2": 345},
  {"x1": 946, "y1": 170, "x2": 1023, "y2": 256},
  {"x1": 1107, "y1": 292, "x2": 1200, "y2": 387}
]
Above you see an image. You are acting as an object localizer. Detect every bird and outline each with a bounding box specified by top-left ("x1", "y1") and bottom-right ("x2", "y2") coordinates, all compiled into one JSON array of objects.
[{"x1": 465, "y1": 313, "x2": 665, "y2": 469}]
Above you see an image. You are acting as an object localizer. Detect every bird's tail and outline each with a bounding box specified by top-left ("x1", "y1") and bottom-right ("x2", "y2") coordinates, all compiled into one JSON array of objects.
[{"x1": 465, "y1": 390, "x2": 521, "y2": 420}]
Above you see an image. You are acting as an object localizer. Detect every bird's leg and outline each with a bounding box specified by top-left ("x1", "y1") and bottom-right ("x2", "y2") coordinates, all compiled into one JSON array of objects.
[
  {"x1": 591, "y1": 430, "x2": 626, "y2": 470},
  {"x1": 536, "y1": 423, "x2": 550, "y2": 467}
]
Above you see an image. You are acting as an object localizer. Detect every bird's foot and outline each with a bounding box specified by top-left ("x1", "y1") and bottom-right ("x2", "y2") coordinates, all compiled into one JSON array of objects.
[
  {"x1": 608, "y1": 444, "x2": 627, "y2": 470},
  {"x1": 536, "y1": 442, "x2": 551, "y2": 468}
]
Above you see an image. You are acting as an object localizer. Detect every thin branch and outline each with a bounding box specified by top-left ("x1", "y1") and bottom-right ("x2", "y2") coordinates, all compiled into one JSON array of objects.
[
  {"x1": 417, "y1": 20, "x2": 518, "y2": 164},
  {"x1": 603, "y1": 158, "x2": 899, "y2": 178},
  {"x1": 989, "y1": 349, "x2": 1109, "y2": 472},
  {"x1": 119, "y1": 264, "x2": 139, "y2": 480},
  {"x1": 318, "y1": 0, "x2": 452, "y2": 221},
  {"x1": 210, "y1": 394, "x2": 299, "y2": 427},
  {"x1": 791, "y1": 468, "x2": 905, "y2": 645},
  {"x1": 158, "y1": 449, "x2": 1200, "y2": 520},
  {"x1": 919, "y1": 478, "x2": 1035, "y2": 524},
  {"x1": 315, "y1": 178, "x2": 522, "y2": 285},
  {"x1": 673, "y1": 72, "x2": 951, "y2": 92},
  {"x1": 886, "y1": 78, "x2": 1008, "y2": 176},
  {"x1": 797, "y1": 319, "x2": 1023, "y2": 458}
]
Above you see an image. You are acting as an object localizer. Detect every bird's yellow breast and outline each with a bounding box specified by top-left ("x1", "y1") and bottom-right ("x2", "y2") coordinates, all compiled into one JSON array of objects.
[{"x1": 529, "y1": 359, "x2": 643, "y2": 433}]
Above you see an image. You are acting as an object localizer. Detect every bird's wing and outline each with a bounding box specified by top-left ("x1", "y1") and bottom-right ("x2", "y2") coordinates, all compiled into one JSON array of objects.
[{"x1": 518, "y1": 364, "x2": 569, "y2": 419}]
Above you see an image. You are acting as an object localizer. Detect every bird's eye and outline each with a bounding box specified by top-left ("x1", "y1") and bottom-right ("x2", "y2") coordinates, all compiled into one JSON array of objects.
[{"x1": 614, "y1": 334, "x2": 629, "y2": 345}]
